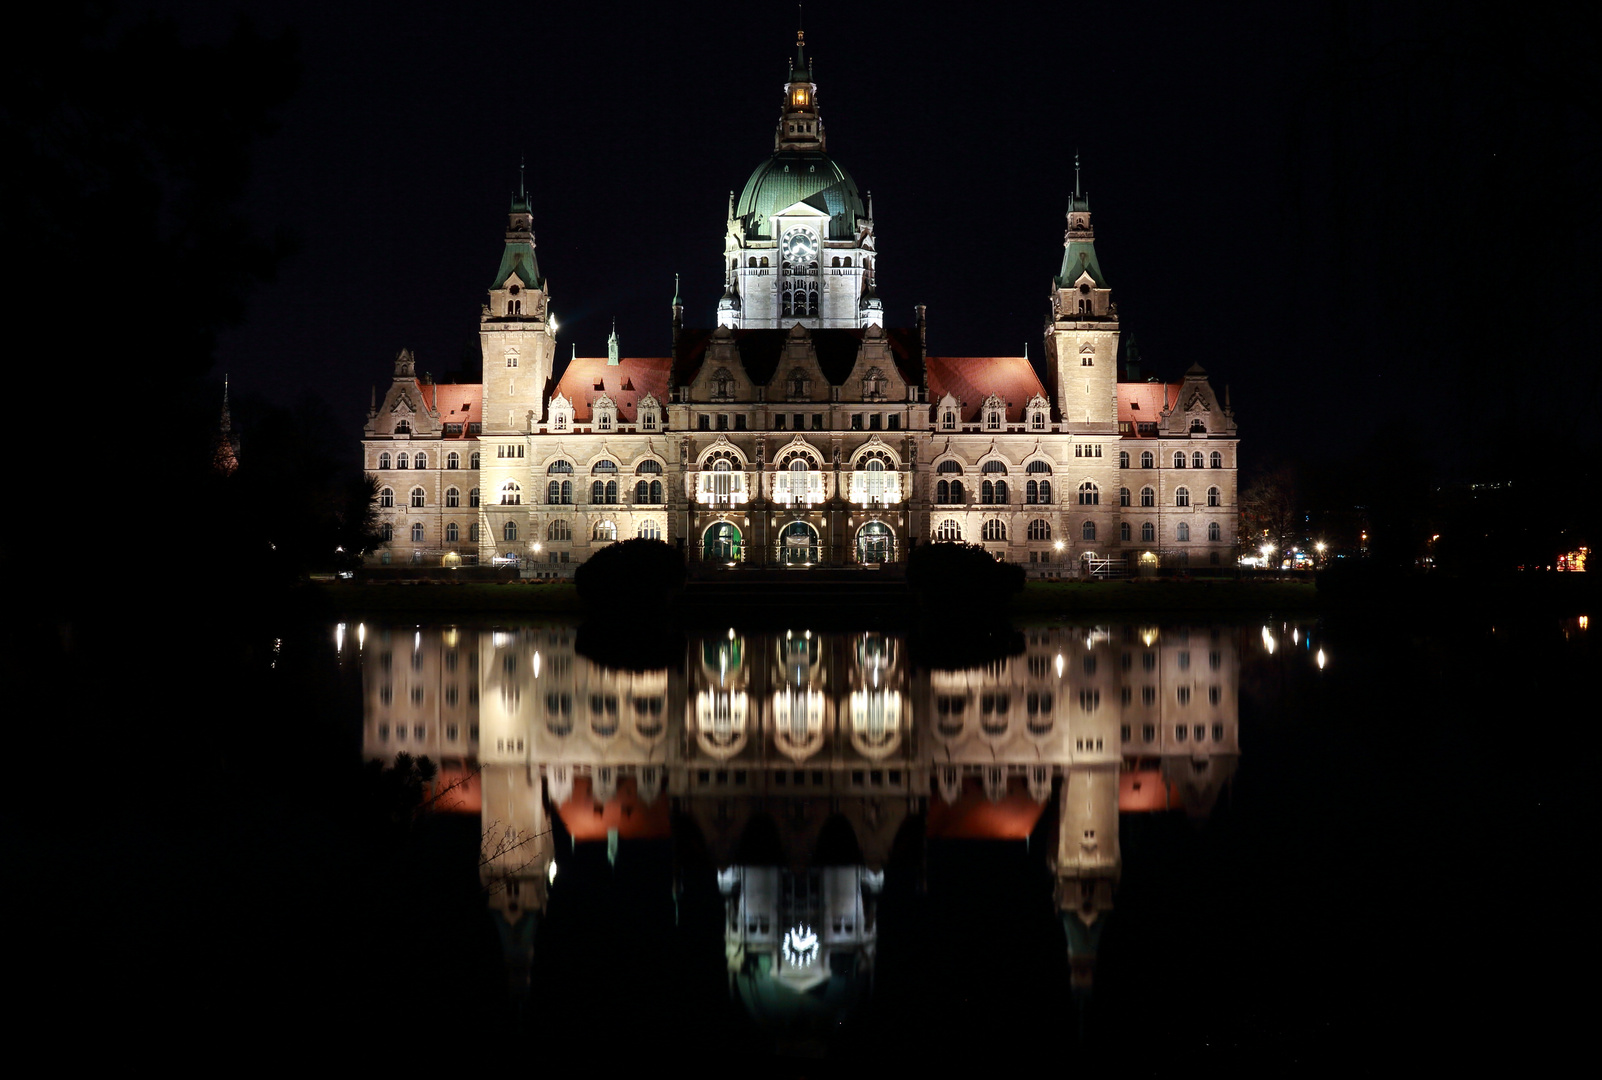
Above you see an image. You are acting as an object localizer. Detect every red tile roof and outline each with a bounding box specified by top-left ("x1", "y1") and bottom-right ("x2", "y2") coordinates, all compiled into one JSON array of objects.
[
  {"x1": 924, "y1": 356, "x2": 1047, "y2": 422},
  {"x1": 1117, "y1": 382, "x2": 1180, "y2": 436},
  {"x1": 419, "y1": 382, "x2": 482, "y2": 435},
  {"x1": 551, "y1": 356, "x2": 673, "y2": 423}
]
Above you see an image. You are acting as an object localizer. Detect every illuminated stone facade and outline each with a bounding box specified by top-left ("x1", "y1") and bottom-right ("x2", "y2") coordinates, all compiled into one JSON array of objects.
[{"x1": 362, "y1": 35, "x2": 1240, "y2": 575}]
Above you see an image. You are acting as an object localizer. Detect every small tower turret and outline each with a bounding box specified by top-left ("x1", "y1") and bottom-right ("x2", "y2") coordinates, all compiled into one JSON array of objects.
[{"x1": 1045, "y1": 156, "x2": 1119, "y2": 432}]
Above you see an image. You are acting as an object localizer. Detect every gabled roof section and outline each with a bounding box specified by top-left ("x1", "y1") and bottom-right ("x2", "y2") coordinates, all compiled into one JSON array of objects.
[
  {"x1": 419, "y1": 382, "x2": 482, "y2": 434},
  {"x1": 550, "y1": 356, "x2": 672, "y2": 423},
  {"x1": 1057, "y1": 240, "x2": 1107, "y2": 289},
  {"x1": 672, "y1": 328, "x2": 922, "y2": 388},
  {"x1": 1117, "y1": 381, "x2": 1181, "y2": 436},
  {"x1": 924, "y1": 356, "x2": 1046, "y2": 423}
]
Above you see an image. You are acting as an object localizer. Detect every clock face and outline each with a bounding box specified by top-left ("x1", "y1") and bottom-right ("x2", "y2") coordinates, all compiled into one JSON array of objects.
[{"x1": 782, "y1": 227, "x2": 818, "y2": 266}]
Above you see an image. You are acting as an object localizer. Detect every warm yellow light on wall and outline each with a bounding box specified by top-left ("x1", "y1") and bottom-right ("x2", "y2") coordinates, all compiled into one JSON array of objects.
[{"x1": 794, "y1": 90, "x2": 807, "y2": 106}]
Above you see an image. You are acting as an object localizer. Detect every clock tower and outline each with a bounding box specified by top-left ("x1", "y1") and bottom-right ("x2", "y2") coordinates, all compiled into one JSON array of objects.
[
  {"x1": 719, "y1": 32, "x2": 880, "y2": 330},
  {"x1": 1045, "y1": 159, "x2": 1119, "y2": 431}
]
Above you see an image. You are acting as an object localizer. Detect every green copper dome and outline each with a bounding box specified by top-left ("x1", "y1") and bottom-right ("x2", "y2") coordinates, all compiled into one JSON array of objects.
[{"x1": 736, "y1": 151, "x2": 865, "y2": 241}]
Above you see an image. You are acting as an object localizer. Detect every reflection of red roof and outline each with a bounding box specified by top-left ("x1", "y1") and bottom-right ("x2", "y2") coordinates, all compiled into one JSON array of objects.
[
  {"x1": 1118, "y1": 769, "x2": 1181, "y2": 812},
  {"x1": 417, "y1": 382, "x2": 482, "y2": 436},
  {"x1": 1117, "y1": 382, "x2": 1180, "y2": 437},
  {"x1": 925, "y1": 776, "x2": 1047, "y2": 839},
  {"x1": 551, "y1": 357, "x2": 673, "y2": 423},
  {"x1": 556, "y1": 774, "x2": 672, "y2": 840},
  {"x1": 925, "y1": 357, "x2": 1046, "y2": 423},
  {"x1": 425, "y1": 763, "x2": 482, "y2": 814}
]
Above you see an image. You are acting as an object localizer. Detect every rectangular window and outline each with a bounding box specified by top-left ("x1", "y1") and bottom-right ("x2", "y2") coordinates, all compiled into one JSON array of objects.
[
  {"x1": 775, "y1": 414, "x2": 786, "y2": 430},
  {"x1": 851, "y1": 414, "x2": 863, "y2": 430},
  {"x1": 716, "y1": 414, "x2": 729, "y2": 431},
  {"x1": 698, "y1": 415, "x2": 711, "y2": 431},
  {"x1": 888, "y1": 414, "x2": 900, "y2": 430},
  {"x1": 812, "y1": 414, "x2": 824, "y2": 430},
  {"x1": 869, "y1": 413, "x2": 882, "y2": 430},
  {"x1": 735, "y1": 415, "x2": 747, "y2": 430}
]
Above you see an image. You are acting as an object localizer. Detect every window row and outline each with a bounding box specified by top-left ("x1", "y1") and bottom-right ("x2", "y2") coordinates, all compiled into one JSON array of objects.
[
  {"x1": 380, "y1": 487, "x2": 481, "y2": 508},
  {"x1": 1117, "y1": 485, "x2": 1224, "y2": 508},
  {"x1": 1119, "y1": 450, "x2": 1227, "y2": 470},
  {"x1": 931, "y1": 519, "x2": 1227, "y2": 544},
  {"x1": 376, "y1": 451, "x2": 483, "y2": 471}
]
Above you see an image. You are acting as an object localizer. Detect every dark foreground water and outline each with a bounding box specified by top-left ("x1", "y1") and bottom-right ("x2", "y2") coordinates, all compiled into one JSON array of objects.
[{"x1": 65, "y1": 609, "x2": 1591, "y2": 1069}]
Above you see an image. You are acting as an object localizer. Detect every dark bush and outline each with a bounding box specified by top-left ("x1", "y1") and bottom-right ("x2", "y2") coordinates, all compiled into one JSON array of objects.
[
  {"x1": 906, "y1": 542, "x2": 1025, "y2": 614},
  {"x1": 574, "y1": 538, "x2": 685, "y2": 609}
]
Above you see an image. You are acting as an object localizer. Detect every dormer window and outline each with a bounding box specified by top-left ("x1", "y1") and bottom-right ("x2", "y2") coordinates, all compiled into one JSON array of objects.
[
  {"x1": 394, "y1": 419, "x2": 411, "y2": 435},
  {"x1": 942, "y1": 410, "x2": 955, "y2": 430},
  {"x1": 987, "y1": 410, "x2": 1000, "y2": 430},
  {"x1": 506, "y1": 354, "x2": 518, "y2": 368}
]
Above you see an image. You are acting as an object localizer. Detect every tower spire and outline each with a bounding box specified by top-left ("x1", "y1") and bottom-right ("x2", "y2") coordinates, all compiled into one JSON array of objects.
[{"x1": 776, "y1": 24, "x2": 823, "y2": 151}]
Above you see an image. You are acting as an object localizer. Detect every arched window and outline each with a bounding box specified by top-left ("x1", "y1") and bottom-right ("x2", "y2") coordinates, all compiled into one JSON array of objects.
[
  {"x1": 1120, "y1": 487, "x2": 1131, "y2": 507},
  {"x1": 938, "y1": 460, "x2": 962, "y2": 475},
  {"x1": 413, "y1": 453, "x2": 427, "y2": 470},
  {"x1": 1120, "y1": 522, "x2": 1131, "y2": 542},
  {"x1": 379, "y1": 488, "x2": 394, "y2": 508},
  {"x1": 1078, "y1": 482, "x2": 1099, "y2": 506},
  {"x1": 1140, "y1": 451, "x2": 1155, "y2": 469},
  {"x1": 1038, "y1": 480, "x2": 1051, "y2": 503},
  {"x1": 936, "y1": 519, "x2": 962, "y2": 542},
  {"x1": 469, "y1": 488, "x2": 480, "y2": 507},
  {"x1": 547, "y1": 459, "x2": 573, "y2": 475},
  {"x1": 588, "y1": 480, "x2": 601, "y2": 502},
  {"x1": 378, "y1": 452, "x2": 391, "y2": 470},
  {"x1": 469, "y1": 523, "x2": 479, "y2": 542},
  {"x1": 942, "y1": 410, "x2": 956, "y2": 430},
  {"x1": 548, "y1": 481, "x2": 562, "y2": 504},
  {"x1": 1208, "y1": 522, "x2": 1222, "y2": 542},
  {"x1": 445, "y1": 487, "x2": 460, "y2": 508},
  {"x1": 445, "y1": 522, "x2": 459, "y2": 543},
  {"x1": 636, "y1": 459, "x2": 663, "y2": 475},
  {"x1": 592, "y1": 459, "x2": 618, "y2": 476},
  {"x1": 1140, "y1": 486, "x2": 1155, "y2": 507},
  {"x1": 634, "y1": 480, "x2": 650, "y2": 503},
  {"x1": 1174, "y1": 452, "x2": 1187, "y2": 468},
  {"x1": 1119, "y1": 450, "x2": 1129, "y2": 469},
  {"x1": 395, "y1": 420, "x2": 411, "y2": 434},
  {"x1": 446, "y1": 452, "x2": 460, "y2": 470},
  {"x1": 469, "y1": 452, "x2": 481, "y2": 470},
  {"x1": 1191, "y1": 419, "x2": 1206, "y2": 433},
  {"x1": 499, "y1": 482, "x2": 520, "y2": 506},
  {"x1": 604, "y1": 480, "x2": 618, "y2": 504},
  {"x1": 1193, "y1": 451, "x2": 1205, "y2": 469},
  {"x1": 987, "y1": 410, "x2": 1001, "y2": 430},
  {"x1": 548, "y1": 520, "x2": 571, "y2": 541},
  {"x1": 1141, "y1": 522, "x2": 1155, "y2": 542},
  {"x1": 410, "y1": 487, "x2": 425, "y2": 508},
  {"x1": 1031, "y1": 411, "x2": 1045, "y2": 430},
  {"x1": 593, "y1": 520, "x2": 617, "y2": 541},
  {"x1": 411, "y1": 523, "x2": 425, "y2": 542},
  {"x1": 1027, "y1": 519, "x2": 1051, "y2": 541},
  {"x1": 1082, "y1": 521, "x2": 1096, "y2": 541},
  {"x1": 503, "y1": 520, "x2": 518, "y2": 542},
  {"x1": 1177, "y1": 522, "x2": 1190, "y2": 542},
  {"x1": 380, "y1": 523, "x2": 393, "y2": 541},
  {"x1": 936, "y1": 480, "x2": 950, "y2": 504},
  {"x1": 982, "y1": 520, "x2": 1007, "y2": 542},
  {"x1": 1207, "y1": 486, "x2": 1221, "y2": 507},
  {"x1": 1175, "y1": 487, "x2": 1190, "y2": 507},
  {"x1": 396, "y1": 453, "x2": 409, "y2": 470},
  {"x1": 638, "y1": 521, "x2": 661, "y2": 540},
  {"x1": 1210, "y1": 451, "x2": 1223, "y2": 469}
]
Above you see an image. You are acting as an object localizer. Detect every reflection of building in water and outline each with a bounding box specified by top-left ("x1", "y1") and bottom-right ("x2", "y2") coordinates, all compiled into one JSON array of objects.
[{"x1": 359, "y1": 622, "x2": 1238, "y2": 1007}]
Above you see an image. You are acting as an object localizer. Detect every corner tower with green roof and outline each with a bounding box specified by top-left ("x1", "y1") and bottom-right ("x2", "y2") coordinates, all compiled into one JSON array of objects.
[
  {"x1": 1044, "y1": 158, "x2": 1119, "y2": 433},
  {"x1": 718, "y1": 31, "x2": 881, "y2": 331}
]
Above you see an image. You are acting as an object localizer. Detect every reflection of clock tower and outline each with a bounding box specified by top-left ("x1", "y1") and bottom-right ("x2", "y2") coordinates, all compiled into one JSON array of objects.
[{"x1": 718, "y1": 32, "x2": 882, "y2": 330}]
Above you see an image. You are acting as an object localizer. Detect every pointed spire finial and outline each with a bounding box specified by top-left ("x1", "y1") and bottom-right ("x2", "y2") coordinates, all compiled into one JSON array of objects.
[
  {"x1": 727, "y1": 190, "x2": 735, "y2": 222},
  {"x1": 673, "y1": 272, "x2": 682, "y2": 306},
  {"x1": 1074, "y1": 151, "x2": 1081, "y2": 200},
  {"x1": 519, "y1": 154, "x2": 526, "y2": 202}
]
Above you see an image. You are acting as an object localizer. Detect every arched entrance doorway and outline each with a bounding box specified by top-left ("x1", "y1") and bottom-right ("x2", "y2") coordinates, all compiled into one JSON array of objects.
[
  {"x1": 703, "y1": 521, "x2": 742, "y2": 562},
  {"x1": 779, "y1": 521, "x2": 820, "y2": 565},
  {"x1": 856, "y1": 521, "x2": 893, "y2": 564}
]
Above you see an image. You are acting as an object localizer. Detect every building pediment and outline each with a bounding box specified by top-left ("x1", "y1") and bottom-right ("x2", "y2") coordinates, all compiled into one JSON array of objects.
[{"x1": 770, "y1": 199, "x2": 833, "y2": 221}]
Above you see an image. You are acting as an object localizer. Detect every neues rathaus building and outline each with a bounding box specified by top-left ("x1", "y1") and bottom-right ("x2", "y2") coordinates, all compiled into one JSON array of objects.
[{"x1": 362, "y1": 34, "x2": 1239, "y2": 575}]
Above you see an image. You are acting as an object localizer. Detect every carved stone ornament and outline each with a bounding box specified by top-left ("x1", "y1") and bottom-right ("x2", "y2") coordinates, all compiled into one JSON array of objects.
[{"x1": 1079, "y1": 342, "x2": 1095, "y2": 354}]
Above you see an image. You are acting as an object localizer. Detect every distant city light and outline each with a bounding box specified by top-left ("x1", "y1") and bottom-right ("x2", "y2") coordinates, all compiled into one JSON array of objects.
[
  {"x1": 783, "y1": 924, "x2": 819, "y2": 967},
  {"x1": 1317, "y1": 648, "x2": 1326, "y2": 670},
  {"x1": 547, "y1": 861, "x2": 557, "y2": 885},
  {"x1": 1262, "y1": 626, "x2": 1276, "y2": 654},
  {"x1": 336, "y1": 622, "x2": 346, "y2": 653}
]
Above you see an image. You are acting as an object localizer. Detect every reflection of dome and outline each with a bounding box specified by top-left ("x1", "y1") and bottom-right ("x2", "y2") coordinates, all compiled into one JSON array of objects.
[{"x1": 736, "y1": 151, "x2": 865, "y2": 241}]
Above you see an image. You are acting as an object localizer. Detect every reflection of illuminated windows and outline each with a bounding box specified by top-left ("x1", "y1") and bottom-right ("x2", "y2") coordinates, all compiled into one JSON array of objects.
[
  {"x1": 1210, "y1": 650, "x2": 1222, "y2": 670},
  {"x1": 501, "y1": 684, "x2": 520, "y2": 708},
  {"x1": 378, "y1": 723, "x2": 389, "y2": 740},
  {"x1": 1142, "y1": 652, "x2": 1156, "y2": 671},
  {"x1": 445, "y1": 685, "x2": 457, "y2": 706},
  {"x1": 1028, "y1": 655, "x2": 1049, "y2": 677},
  {"x1": 696, "y1": 691, "x2": 749, "y2": 756},
  {"x1": 413, "y1": 725, "x2": 425, "y2": 740},
  {"x1": 1209, "y1": 686, "x2": 1221, "y2": 705},
  {"x1": 1177, "y1": 686, "x2": 1191, "y2": 705},
  {"x1": 1121, "y1": 687, "x2": 1132, "y2": 705},
  {"x1": 1120, "y1": 723, "x2": 1131, "y2": 741},
  {"x1": 1075, "y1": 737, "x2": 1104, "y2": 752},
  {"x1": 1213, "y1": 723, "x2": 1225, "y2": 741},
  {"x1": 380, "y1": 684, "x2": 392, "y2": 705},
  {"x1": 1175, "y1": 725, "x2": 1187, "y2": 742},
  {"x1": 446, "y1": 723, "x2": 458, "y2": 741},
  {"x1": 773, "y1": 688, "x2": 825, "y2": 759},
  {"x1": 1078, "y1": 689, "x2": 1100, "y2": 711},
  {"x1": 410, "y1": 686, "x2": 423, "y2": 705},
  {"x1": 1142, "y1": 686, "x2": 1155, "y2": 705},
  {"x1": 1194, "y1": 724, "x2": 1206, "y2": 741},
  {"x1": 1143, "y1": 724, "x2": 1155, "y2": 741},
  {"x1": 850, "y1": 690, "x2": 901, "y2": 754}
]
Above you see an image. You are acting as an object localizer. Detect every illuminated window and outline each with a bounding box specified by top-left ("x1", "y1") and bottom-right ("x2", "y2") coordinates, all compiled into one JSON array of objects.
[
  {"x1": 378, "y1": 452, "x2": 391, "y2": 470},
  {"x1": 1078, "y1": 482, "x2": 1099, "y2": 506},
  {"x1": 396, "y1": 453, "x2": 409, "y2": 470},
  {"x1": 1120, "y1": 522, "x2": 1131, "y2": 542},
  {"x1": 445, "y1": 487, "x2": 460, "y2": 508},
  {"x1": 503, "y1": 520, "x2": 518, "y2": 542},
  {"x1": 379, "y1": 487, "x2": 394, "y2": 508},
  {"x1": 1140, "y1": 486, "x2": 1155, "y2": 507},
  {"x1": 593, "y1": 520, "x2": 617, "y2": 541},
  {"x1": 548, "y1": 520, "x2": 571, "y2": 542},
  {"x1": 410, "y1": 487, "x2": 425, "y2": 508},
  {"x1": 410, "y1": 523, "x2": 424, "y2": 542},
  {"x1": 1027, "y1": 519, "x2": 1050, "y2": 541},
  {"x1": 1208, "y1": 522, "x2": 1222, "y2": 542},
  {"x1": 1119, "y1": 450, "x2": 1129, "y2": 468},
  {"x1": 446, "y1": 452, "x2": 460, "y2": 469},
  {"x1": 1207, "y1": 486, "x2": 1221, "y2": 507},
  {"x1": 1210, "y1": 451, "x2": 1223, "y2": 469},
  {"x1": 1120, "y1": 487, "x2": 1131, "y2": 507},
  {"x1": 445, "y1": 522, "x2": 459, "y2": 543},
  {"x1": 469, "y1": 488, "x2": 480, "y2": 508},
  {"x1": 1175, "y1": 487, "x2": 1190, "y2": 507},
  {"x1": 499, "y1": 482, "x2": 521, "y2": 506},
  {"x1": 936, "y1": 519, "x2": 962, "y2": 541},
  {"x1": 469, "y1": 452, "x2": 481, "y2": 469},
  {"x1": 982, "y1": 520, "x2": 1006, "y2": 542},
  {"x1": 1141, "y1": 522, "x2": 1155, "y2": 542},
  {"x1": 1177, "y1": 523, "x2": 1190, "y2": 542}
]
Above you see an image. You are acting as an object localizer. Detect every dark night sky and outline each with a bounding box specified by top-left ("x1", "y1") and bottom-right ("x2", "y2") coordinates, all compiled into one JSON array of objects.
[{"x1": 155, "y1": 1, "x2": 1596, "y2": 483}]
